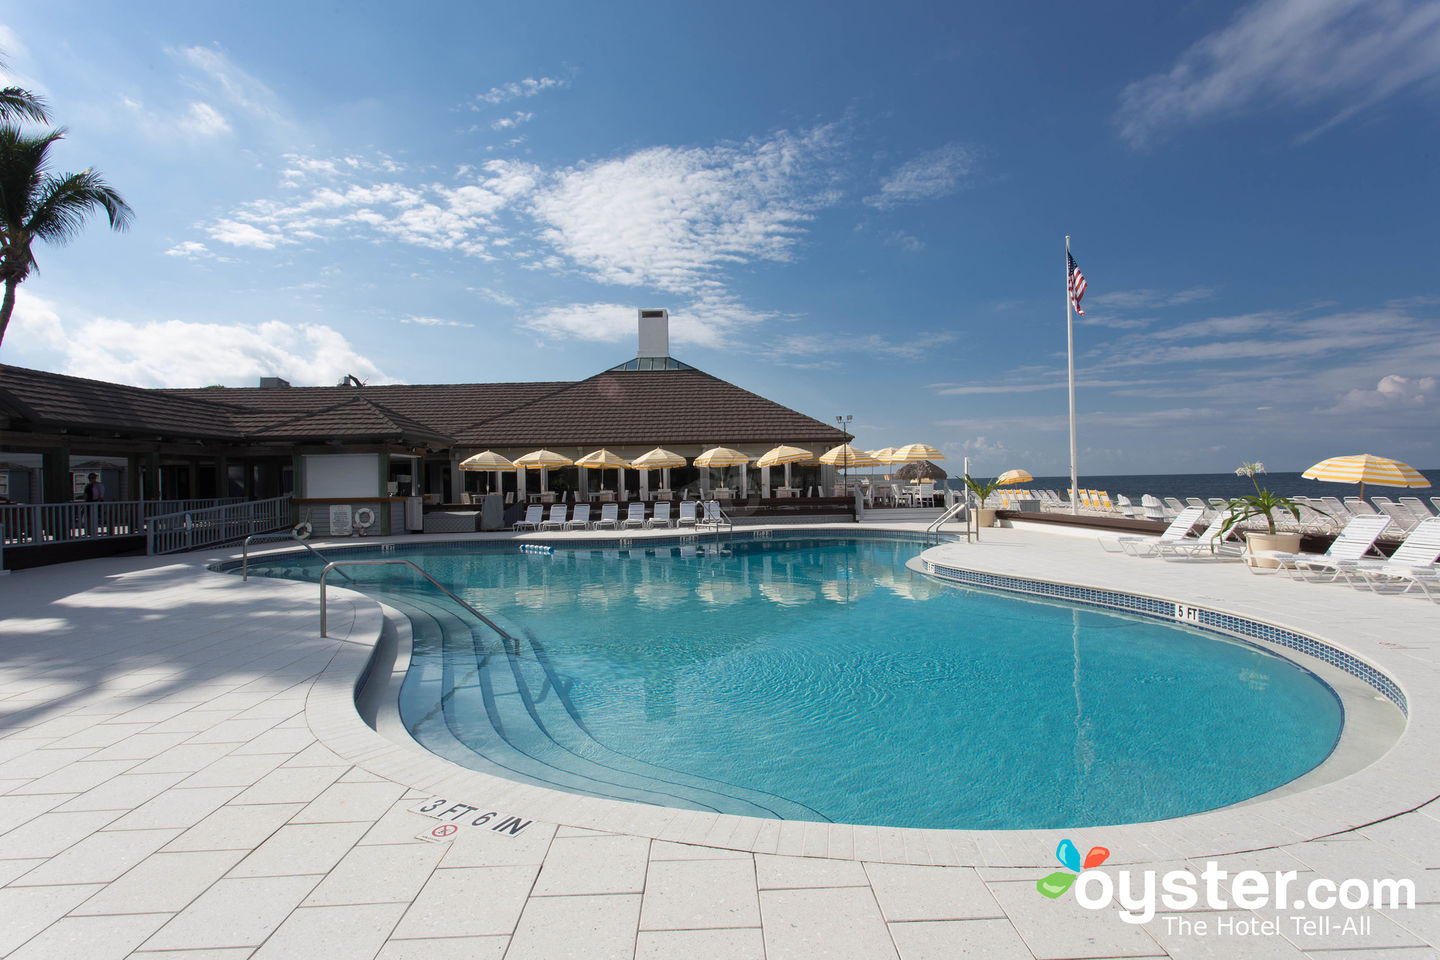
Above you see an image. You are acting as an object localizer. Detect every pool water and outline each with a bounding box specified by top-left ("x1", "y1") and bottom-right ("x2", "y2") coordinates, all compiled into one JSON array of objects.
[{"x1": 244, "y1": 535, "x2": 1343, "y2": 830}]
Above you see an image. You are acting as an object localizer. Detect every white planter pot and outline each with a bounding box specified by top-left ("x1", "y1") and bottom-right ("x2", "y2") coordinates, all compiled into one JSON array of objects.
[{"x1": 1245, "y1": 531, "x2": 1302, "y2": 569}]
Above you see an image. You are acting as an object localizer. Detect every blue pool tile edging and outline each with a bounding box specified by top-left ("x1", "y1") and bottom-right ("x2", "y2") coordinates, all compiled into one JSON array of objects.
[{"x1": 922, "y1": 560, "x2": 1407, "y2": 716}]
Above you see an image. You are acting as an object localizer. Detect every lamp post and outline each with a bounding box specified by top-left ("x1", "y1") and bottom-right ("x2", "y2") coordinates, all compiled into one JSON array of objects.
[{"x1": 835, "y1": 414, "x2": 853, "y2": 495}]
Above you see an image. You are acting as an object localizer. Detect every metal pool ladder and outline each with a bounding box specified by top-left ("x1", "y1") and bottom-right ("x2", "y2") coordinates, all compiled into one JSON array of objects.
[
  {"x1": 925, "y1": 501, "x2": 969, "y2": 545},
  {"x1": 317, "y1": 558, "x2": 517, "y2": 643},
  {"x1": 242, "y1": 532, "x2": 355, "y2": 582}
]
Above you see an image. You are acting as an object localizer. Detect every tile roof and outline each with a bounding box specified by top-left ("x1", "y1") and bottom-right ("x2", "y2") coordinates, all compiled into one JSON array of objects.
[
  {"x1": 1, "y1": 363, "x2": 846, "y2": 449},
  {"x1": 456, "y1": 368, "x2": 847, "y2": 447}
]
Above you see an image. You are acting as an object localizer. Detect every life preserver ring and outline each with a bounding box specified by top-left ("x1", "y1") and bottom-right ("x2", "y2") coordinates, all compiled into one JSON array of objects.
[
  {"x1": 292, "y1": 522, "x2": 312, "y2": 539},
  {"x1": 353, "y1": 507, "x2": 376, "y2": 530}
]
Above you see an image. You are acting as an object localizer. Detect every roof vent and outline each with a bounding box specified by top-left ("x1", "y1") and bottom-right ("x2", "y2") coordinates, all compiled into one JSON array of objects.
[
  {"x1": 638, "y1": 308, "x2": 669, "y2": 358},
  {"x1": 259, "y1": 376, "x2": 291, "y2": 389}
]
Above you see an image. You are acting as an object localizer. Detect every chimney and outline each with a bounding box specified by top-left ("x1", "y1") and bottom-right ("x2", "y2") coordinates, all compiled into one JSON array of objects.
[
  {"x1": 637, "y1": 308, "x2": 669, "y2": 358},
  {"x1": 259, "y1": 376, "x2": 291, "y2": 389}
]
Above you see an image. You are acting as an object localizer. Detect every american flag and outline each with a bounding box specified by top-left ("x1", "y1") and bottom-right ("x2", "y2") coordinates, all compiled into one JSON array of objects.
[{"x1": 1068, "y1": 251, "x2": 1087, "y2": 315}]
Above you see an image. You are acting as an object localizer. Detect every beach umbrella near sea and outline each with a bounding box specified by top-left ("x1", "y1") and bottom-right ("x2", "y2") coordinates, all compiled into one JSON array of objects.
[
  {"x1": 458, "y1": 450, "x2": 516, "y2": 495},
  {"x1": 888, "y1": 443, "x2": 944, "y2": 464},
  {"x1": 514, "y1": 448, "x2": 574, "y2": 496},
  {"x1": 575, "y1": 448, "x2": 633, "y2": 493},
  {"x1": 694, "y1": 446, "x2": 751, "y2": 496},
  {"x1": 631, "y1": 447, "x2": 686, "y2": 496},
  {"x1": 757, "y1": 444, "x2": 815, "y2": 490},
  {"x1": 1302, "y1": 454, "x2": 1430, "y2": 500},
  {"x1": 997, "y1": 469, "x2": 1033, "y2": 486},
  {"x1": 820, "y1": 444, "x2": 879, "y2": 495}
]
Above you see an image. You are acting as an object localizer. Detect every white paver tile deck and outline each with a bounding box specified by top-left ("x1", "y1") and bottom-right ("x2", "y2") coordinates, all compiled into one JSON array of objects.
[{"x1": 0, "y1": 527, "x2": 1437, "y2": 959}]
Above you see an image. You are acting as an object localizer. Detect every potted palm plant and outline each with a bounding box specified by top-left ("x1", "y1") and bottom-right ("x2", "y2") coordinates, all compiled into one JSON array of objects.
[
  {"x1": 963, "y1": 473, "x2": 1003, "y2": 529},
  {"x1": 1217, "y1": 462, "x2": 1311, "y2": 568}
]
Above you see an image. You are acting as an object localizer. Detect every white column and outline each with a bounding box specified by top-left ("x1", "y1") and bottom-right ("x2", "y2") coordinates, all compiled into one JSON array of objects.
[
  {"x1": 517, "y1": 468, "x2": 527, "y2": 501},
  {"x1": 740, "y1": 463, "x2": 748, "y2": 498},
  {"x1": 762, "y1": 465, "x2": 771, "y2": 498},
  {"x1": 640, "y1": 468, "x2": 649, "y2": 501}
]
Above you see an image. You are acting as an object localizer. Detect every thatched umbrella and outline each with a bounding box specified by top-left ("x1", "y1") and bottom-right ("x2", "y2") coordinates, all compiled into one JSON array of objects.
[{"x1": 894, "y1": 460, "x2": 947, "y2": 482}]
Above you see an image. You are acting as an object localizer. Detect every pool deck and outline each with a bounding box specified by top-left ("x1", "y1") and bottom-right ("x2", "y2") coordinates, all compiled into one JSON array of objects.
[{"x1": 0, "y1": 523, "x2": 1438, "y2": 959}]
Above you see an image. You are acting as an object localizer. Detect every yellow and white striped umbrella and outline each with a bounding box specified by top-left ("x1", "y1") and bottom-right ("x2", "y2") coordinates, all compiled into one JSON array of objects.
[
  {"x1": 693, "y1": 446, "x2": 752, "y2": 467},
  {"x1": 630, "y1": 447, "x2": 687, "y2": 469},
  {"x1": 756, "y1": 445, "x2": 815, "y2": 468},
  {"x1": 997, "y1": 468, "x2": 1033, "y2": 486},
  {"x1": 575, "y1": 448, "x2": 633, "y2": 469},
  {"x1": 513, "y1": 449, "x2": 574, "y2": 469},
  {"x1": 819, "y1": 444, "x2": 879, "y2": 468},
  {"x1": 868, "y1": 447, "x2": 898, "y2": 463},
  {"x1": 1303, "y1": 454, "x2": 1430, "y2": 499},
  {"x1": 888, "y1": 443, "x2": 944, "y2": 464},
  {"x1": 458, "y1": 451, "x2": 517, "y2": 471}
]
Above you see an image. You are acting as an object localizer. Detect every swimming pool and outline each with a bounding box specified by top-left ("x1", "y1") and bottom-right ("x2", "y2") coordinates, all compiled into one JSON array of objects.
[{"x1": 243, "y1": 534, "x2": 1343, "y2": 830}]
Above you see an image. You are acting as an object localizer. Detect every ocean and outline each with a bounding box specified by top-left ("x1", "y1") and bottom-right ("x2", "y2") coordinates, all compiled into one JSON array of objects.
[{"x1": 945, "y1": 470, "x2": 1440, "y2": 506}]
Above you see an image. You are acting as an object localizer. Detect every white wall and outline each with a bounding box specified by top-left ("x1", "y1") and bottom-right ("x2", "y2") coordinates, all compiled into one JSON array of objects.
[{"x1": 304, "y1": 454, "x2": 380, "y2": 498}]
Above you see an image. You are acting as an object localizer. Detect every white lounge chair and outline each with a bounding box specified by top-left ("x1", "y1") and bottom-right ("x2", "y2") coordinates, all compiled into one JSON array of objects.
[
  {"x1": 1108, "y1": 506, "x2": 1204, "y2": 557},
  {"x1": 513, "y1": 504, "x2": 544, "y2": 531},
  {"x1": 647, "y1": 502, "x2": 672, "y2": 528},
  {"x1": 698, "y1": 500, "x2": 725, "y2": 526},
  {"x1": 676, "y1": 501, "x2": 698, "y2": 528},
  {"x1": 1371, "y1": 498, "x2": 1418, "y2": 536},
  {"x1": 562, "y1": 504, "x2": 591, "y2": 530},
  {"x1": 1399, "y1": 497, "x2": 1435, "y2": 521},
  {"x1": 1353, "y1": 517, "x2": 1440, "y2": 597},
  {"x1": 538, "y1": 503, "x2": 568, "y2": 531},
  {"x1": 1344, "y1": 497, "x2": 1378, "y2": 516},
  {"x1": 592, "y1": 503, "x2": 620, "y2": 530},
  {"x1": 1268, "y1": 515, "x2": 1391, "y2": 580},
  {"x1": 620, "y1": 502, "x2": 646, "y2": 528},
  {"x1": 1163, "y1": 497, "x2": 1187, "y2": 518},
  {"x1": 1155, "y1": 513, "x2": 1244, "y2": 559}
]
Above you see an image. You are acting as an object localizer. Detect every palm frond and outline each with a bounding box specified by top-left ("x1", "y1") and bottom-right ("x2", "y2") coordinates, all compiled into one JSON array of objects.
[
  {"x1": 26, "y1": 169, "x2": 133, "y2": 243},
  {"x1": 0, "y1": 126, "x2": 66, "y2": 227},
  {"x1": 0, "y1": 87, "x2": 48, "y2": 125}
]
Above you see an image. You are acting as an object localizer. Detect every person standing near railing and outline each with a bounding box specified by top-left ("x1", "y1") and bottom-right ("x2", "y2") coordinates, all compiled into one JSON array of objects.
[{"x1": 83, "y1": 473, "x2": 105, "y2": 536}]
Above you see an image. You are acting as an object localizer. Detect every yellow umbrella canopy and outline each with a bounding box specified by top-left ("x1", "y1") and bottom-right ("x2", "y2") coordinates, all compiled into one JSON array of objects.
[
  {"x1": 888, "y1": 443, "x2": 944, "y2": 463},
  {"x1": 1302, "y1": 454, "x2": 1430, "y2": 499},
  {"x1": 997, "y1": 469, "x2": 1033, "y2": 486},
  {"x1": 575, "y1": 448, "x2": 633, "y2": 469},
  {"x1": 513, "y1": 449, "x2": 574, "y2": 469},
  {"x1": 756, "y1": 445, "x2": 815, "y2": 468},
  {"x1": 818, "y1": 444, "x2": 879, "y2": 468},
  {"x1": 631, "y1": 447, "x2": 687, "y2": 469},
  {"x1": 693, "y1": 446, "x2": 752, "y2": 467},
  {"x1": 868, "y1": 447, "x2": 898, "y2": 463},
  {"x1": 458, "y1": 451, "x2": 517, "y2": 471}
]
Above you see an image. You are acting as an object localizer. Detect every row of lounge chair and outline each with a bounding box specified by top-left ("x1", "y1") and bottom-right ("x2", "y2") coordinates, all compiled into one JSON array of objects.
[
  {"x1": 1103, "y1": 509, "x2": 1440, "y2": 598},
  {"x1": 512, "y1": 500, "x2": 723, "y2": 531}
]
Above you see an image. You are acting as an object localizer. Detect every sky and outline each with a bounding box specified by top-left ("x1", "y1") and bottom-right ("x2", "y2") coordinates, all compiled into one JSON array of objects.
[{"x1": 1, "y1": 0, "x2": 1437, "y2": 476}]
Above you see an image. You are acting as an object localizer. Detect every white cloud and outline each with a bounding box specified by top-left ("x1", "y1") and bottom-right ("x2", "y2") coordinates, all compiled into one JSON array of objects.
[
  {"x1": 2, "y1": 290, "x2": 67, "y2": 352},
  {"x1": 530, "y1": 125, "x2": 841, "y2": 294},
  {"x1": 521, "y1": 297, "x2": 772, "y2": 350},
  {"x1": 1089, "y1": 287, "x2": 1215, "y2": 309},
  {"x1": 1330, "y1": 374, "x2": 1436, "y2": 413},
  {"x1": 774, "y1": 330, "x2": 954, "y2": 362},
  {"x1": 179, "y1": 101, "x2": 231, "y2": 138},
  {"x1": 491, "y1": 111, "x2": 533, "y2": 131},
  {"x1": 165, "y1": 240, "x2": 212, "y2": 258},
  {"x1": 176, "y1": 45, "x2": 286, "y2": 124},
  {"x1": 471, "y1": 75, "x2": 568, "y2": 107},
  {"x1": 865, "y1": 144, "x2": 975, "y2": 209},
  {"x1": 1116, "y1": 0, "x2": 1440, "y2": 146},
  {"x1": 208, "y1": 219, "x2": 285, "y2": 249},
  {"x1": 401, "y1": 315, "x2": 473, "y2": 328},
  {"x1": 883, "y1": 231, "x2": 925, "y2": 252}
]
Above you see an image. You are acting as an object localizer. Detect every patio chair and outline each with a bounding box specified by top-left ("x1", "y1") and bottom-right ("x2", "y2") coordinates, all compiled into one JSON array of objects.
[
  {"x1": 676, "y1": 501, "x2": 698, "y2": 528},
  {"x1": 538, "y1": 503, "x2": 568, "y2": 531},
  {"x1": 1162, "y1": 497, "x2": 1187, "y2": 517},
  {"x1": 1344, "y1": 497, "x2": 1378, "y2": 516},
  {"x1": 1371, "y1": 497, "x2": 1418, "y2": 535},
  {"x1": 1399, "y1": 497, "x2": 1435, "y2": 521},
  {"x1": 1268, "y1": 515, "x2": 1391, "y2": 581},
  {"x1": 699, "y1": 500, "x2": 725, "y2": 526},
  {"x1": 562, "y1": 504, "x2": 591, "y2": 530},
  {"x1": 647, "y1": 501, "x2": 672, "y2": 528},
  {"x1": 592, "y1": 503, "x2": 620, "y2": 530},
  {"x1": 621, "y1": 502, "x2": 647, "y2": 529},
  {"x1": 513, "y1": 504, "x2": 544, "y2": 531},
  {"x1": 1106, "y1": 506, "x2": 1204, "y2": 557},
  {"x1": 1352, "y1": 517, "x2": 1440, "y2": 597},
  {"x1": 1155, "y1": 513, "x2": 1244, "y2": 560}
]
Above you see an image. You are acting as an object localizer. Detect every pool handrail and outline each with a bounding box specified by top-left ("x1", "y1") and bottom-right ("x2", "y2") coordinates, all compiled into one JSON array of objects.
[
  {"x1": 242, "y1": 532, "x2": 354, "y2": 583},
  {"x1": 318, "y1": 558, "x2": 516, "y2": 644},
  {"x1": 925, "y1": 501, "x2": 967, "y2": 544}
]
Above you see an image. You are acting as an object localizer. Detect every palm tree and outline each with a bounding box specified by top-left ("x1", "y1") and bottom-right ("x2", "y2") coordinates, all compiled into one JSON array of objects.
[
  {"x1": 0, "y1": 126, "x2": 133, "y2": 349},
  {"x1": 0, "y1": 86, "x2": 47, "y2": 124}
]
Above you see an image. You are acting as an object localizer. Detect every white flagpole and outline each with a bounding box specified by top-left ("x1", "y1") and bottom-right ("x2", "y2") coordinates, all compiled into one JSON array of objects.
[{"x1": 1066, "y1": 235, "x2": 1079, "y2": 516}]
